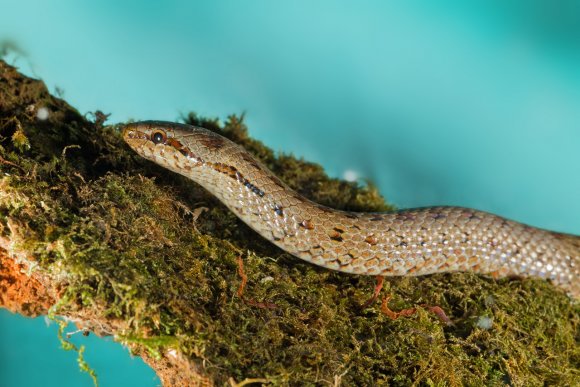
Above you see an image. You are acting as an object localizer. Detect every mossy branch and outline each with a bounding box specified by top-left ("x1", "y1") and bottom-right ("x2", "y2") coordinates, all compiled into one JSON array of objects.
[{"x1": 0, "y1": 60, "x2": 578, "y2": 386}]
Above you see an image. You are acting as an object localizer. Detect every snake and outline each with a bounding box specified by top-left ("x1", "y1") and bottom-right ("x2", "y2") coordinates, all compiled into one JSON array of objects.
[{"x1": 123, "y1": 121, "x2": 579, "y2": 300}]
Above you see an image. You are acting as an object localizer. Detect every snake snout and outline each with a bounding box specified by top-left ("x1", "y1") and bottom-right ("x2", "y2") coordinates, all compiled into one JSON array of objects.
[
  {"x1": 122, "y1": 123, "x2": 151, "y2": 143},
  {"x1": 122, "y1": 127, "x2": 134, "y2": 140}
]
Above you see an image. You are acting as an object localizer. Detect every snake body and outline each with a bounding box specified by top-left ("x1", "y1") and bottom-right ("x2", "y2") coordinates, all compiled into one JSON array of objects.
[{"x1": 123, "y1": 121, "x2": 579, "y2": 299}]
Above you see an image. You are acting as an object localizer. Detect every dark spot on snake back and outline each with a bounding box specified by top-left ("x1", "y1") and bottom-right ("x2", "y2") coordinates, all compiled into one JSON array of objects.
[
  {"x1": 274, "y1": 205, "x2": 284, "y2": 217},
  {"x1": 365, "y1": 235, "x2": 378, "y2": 245},
  {"x1": 329, "y1": 230, "x2": 344, "y2": 242}
]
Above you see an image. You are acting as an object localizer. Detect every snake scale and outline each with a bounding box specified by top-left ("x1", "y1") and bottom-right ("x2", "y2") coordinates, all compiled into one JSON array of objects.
[{"x1": 123, "y1": 121, "x2": 579, "y2": 299}]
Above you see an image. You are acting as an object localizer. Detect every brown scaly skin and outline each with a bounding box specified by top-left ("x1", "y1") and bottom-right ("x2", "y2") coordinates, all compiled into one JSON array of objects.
[{"x1": 123, "y1": 121, "x2": 580, "y2": 299}]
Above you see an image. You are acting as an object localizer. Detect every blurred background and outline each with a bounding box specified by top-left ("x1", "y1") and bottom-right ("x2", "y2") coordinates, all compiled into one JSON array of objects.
[{"x1": 1, "y1": 1, "x2": 579, "y2": 386}]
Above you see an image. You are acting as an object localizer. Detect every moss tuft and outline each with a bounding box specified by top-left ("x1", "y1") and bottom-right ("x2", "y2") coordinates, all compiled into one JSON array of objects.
[{"x1": 11, "y1": 127, "x2": 30, "y2": 152}]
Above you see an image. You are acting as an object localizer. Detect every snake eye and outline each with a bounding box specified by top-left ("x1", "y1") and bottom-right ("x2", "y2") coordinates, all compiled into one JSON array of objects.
[{"x1": 151, "y1": 131, "x2": 166, "y2": 144}]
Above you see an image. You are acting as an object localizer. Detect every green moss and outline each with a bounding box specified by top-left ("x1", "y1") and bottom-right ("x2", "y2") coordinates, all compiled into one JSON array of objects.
[
  {"x1": 51, "y1": 317, "x2": 98, "y2": 387},
  {"x1": 11, "y1": 127, "x2": 30, "y2": 152},
  {"x1": 0, "y1": 60, "x2": 578, "y2": 385}
]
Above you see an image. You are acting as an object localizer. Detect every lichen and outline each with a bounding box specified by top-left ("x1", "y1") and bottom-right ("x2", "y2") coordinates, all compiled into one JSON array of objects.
[{"x1": 0, "y1": 60, "x2": 578, "y2": 386}]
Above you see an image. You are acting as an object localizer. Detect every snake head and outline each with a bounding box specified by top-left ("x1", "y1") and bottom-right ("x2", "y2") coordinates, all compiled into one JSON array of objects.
[
  {"x1": 124, "y1": 121, "x2": 171, "y2": 150},
  {"x1": 122, "y1": 120, "x2": 234, "y2": 175}
]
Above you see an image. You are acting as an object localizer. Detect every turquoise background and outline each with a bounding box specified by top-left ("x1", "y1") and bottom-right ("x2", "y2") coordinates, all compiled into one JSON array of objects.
[{"x1": 1, "y1": 1, "x2": 579, "y2": 386}]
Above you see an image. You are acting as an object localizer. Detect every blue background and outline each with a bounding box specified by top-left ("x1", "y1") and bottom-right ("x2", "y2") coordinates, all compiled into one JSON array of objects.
[{"x1": 1, "y1": 1, "x2": 579, "y2": 386}]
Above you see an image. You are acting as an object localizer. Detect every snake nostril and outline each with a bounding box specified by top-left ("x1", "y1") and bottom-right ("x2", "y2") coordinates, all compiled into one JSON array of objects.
[{"x1": 122, "y1": 127, "x2": 134, "y2": 139}]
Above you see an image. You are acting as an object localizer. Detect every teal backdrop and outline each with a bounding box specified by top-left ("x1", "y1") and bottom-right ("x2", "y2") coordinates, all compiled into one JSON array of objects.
[{"x1": 0, "y1": 1, "x2": 579, "y2": 386}]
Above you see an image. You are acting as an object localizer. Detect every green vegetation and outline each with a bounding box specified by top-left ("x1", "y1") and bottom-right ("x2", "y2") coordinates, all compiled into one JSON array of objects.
[{"x1": 0, "y1": 60, "x2": 578, "y2": 386}]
